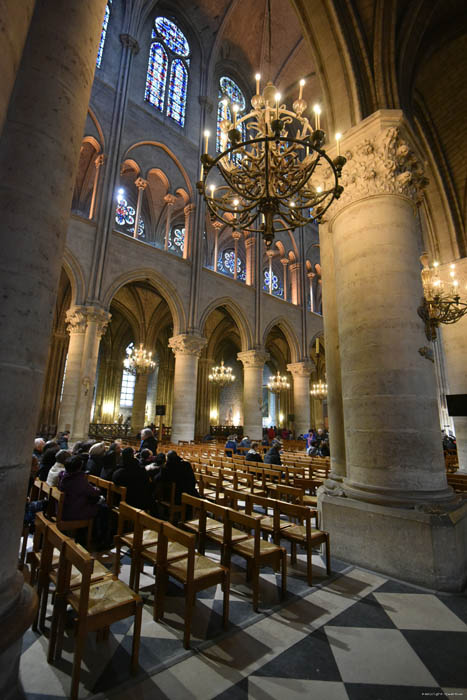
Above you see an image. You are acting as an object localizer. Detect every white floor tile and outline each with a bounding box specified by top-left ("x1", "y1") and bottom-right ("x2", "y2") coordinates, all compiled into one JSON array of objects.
[
  {"x1": 373, "y1": 593, "x2": 467, "y2": 631},
  {"x1": 325, "y1": 626, "x2": 438, "y2": 686},
  {"x1": 248, "y1": 677, "x2": 350, "y2": 700}
]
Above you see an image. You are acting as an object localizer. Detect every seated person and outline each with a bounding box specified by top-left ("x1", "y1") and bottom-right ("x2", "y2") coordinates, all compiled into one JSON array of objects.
[
  {"x1": 113, "y1": 447, "x2": 151, "y2": 510},
  {"x1": 100, "y1": 441, "x2": 121, "y2": 480},
  {"x1": 85, "y1": 441, "x2": 107, "y2": 476},
  {"x1": 139, "y1": 447, "x2": 156, "y2": 468},
  {"x1": 239, "y1": 435, "x2": 251, "y2": 449},
  {"x1": 225, "y1": 434, "x2": 238, "y2": 454},
  {"x1": 140, "y1": 427, "x2": 158, "y2": 455},
  {"x1": 46, "y1": 449, "x2": 71, "y2": 487},
  {"x1": 245, "y1": 442, "x2": 263, "y2": 462},
  {"x1": 58, "y1": 456, "x2": 101, "y2": 521},
  {"x1": 264, "y1": 439, "x2": 282, "y2": 466},
  {"x1": 153, "y1": 450, "x2": 199, "y2": 505}
]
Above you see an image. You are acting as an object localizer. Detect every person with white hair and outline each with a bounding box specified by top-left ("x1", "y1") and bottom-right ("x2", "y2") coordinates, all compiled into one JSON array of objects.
[
  {"x1": 33, "y1": 438, "x2": 45, "y2": 459},
  {"x1": 140, "y1": 427, "x2": 158, "y2": 454},
  {"x1": 85, "y1": 441, "x2": 107, "y2": 476}
]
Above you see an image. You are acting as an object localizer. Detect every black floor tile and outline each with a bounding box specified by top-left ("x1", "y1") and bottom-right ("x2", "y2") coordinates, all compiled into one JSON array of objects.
[
  {"x1": 345, "y1": 683, "x2": 447, "y2": 700},
  {"x1": 212, "y1": 677, "x2": 248, "y2": 700},
  {"x1": 375, "y1": 579, "x2": 426, "y2": 594},
  {"x1": 402, "y1": 630, "x2": 467, "y2": 688},
  {"x1": 253, "y1": 627, "x2": 342, "y2": 681},
  {"x1": 436, "y1": 594, "x2": 467, "y2": 625},
  {"x1": 326, "y1": 593, "x2": 396, "y2": 629}
]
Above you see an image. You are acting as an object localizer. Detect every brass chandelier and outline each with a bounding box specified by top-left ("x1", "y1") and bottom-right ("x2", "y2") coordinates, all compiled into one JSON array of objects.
[
  {"x1": 209, "y1": 360, "x2": 235, "y2": 387},
  {"x1": 123, "y1": 343, "x2": 156, "y2": 375},
  {"x1": 197, "y1": 75, "x2": 346, "y2": 248},
  {"x1": 267, "y1": 371, "x2": 290, "y2": 394},
  {"x1": 419, "y1": 256, "x2": 467, "y2": 341},
  {"x1": 310, "y1": 379, "x2": 328, "y2": 400}
]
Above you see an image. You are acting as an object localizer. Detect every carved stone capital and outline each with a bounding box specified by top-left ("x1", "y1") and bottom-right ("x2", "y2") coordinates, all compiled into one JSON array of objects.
[
  {"x1": 135, "y1": 177, "x2": 148, "y2": 191},
  {"x1": 169, "y1": 334, "x2": 207, "y2": 357},
  {"x1": 281, "y1": 258, "x2": 289, "y2": 267},
  {"x1": 211, "y1": 219, "x2": 224, "y2": 231},
  {"x1": 198, "y1": 95, "x2": 214, "y2": 113},
  {"x1": 65, "y1": 307, "x2": 88, "y2": 335},
  {"x1": 120, "y1": 33, "x2": 139, "y2": 54},
  {"x1": 232, "y1": 231, "x2": 242, "y2": 241},
  {"x1": 324, "y1": 116, "x2": 428, "y2": 217},
  {"x1": 164, "y1": 194, "x2": 177, "y2": 207},
  {"x1": 245, "y1": 235, "x2": 256, "y2": 248},
  {"x1": 95, "y1": 154, "x2": 105, "y2": 168},
  {"x1": 184, "y1": 203, "x2": 196, "y2": 215},
  {"x1": 86, "y1": 307, "x2": 111, "y2": 338},
  {"x1": 237, "y1": 349, "x2": 270, "y2": 369},
  {"x1": 287, "y1": 361, "x2": 313, "y2": 378}
]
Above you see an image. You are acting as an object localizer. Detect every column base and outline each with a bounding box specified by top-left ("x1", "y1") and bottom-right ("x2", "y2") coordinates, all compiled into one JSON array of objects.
[
  {"x1": 342, "y1": 479, "x2": 459, "y2": 508},
  {"x1": 319, "y1": 493, "x2": 467, "y2": 591},
  {"x1": 0, "y1": 575, "x2": 37, "y2": 698}
]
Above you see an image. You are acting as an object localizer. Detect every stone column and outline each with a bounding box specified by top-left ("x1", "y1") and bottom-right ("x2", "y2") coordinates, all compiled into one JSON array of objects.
[
  {"x1": 145, "y1": 363, "x2": 160, "y2": 426},
  {"x1": 238, "y1": 350, "x2": 269, "y2": 440},
  {"x1": 289, "y1": 262, "x2": 300, "y2": 305},
  {"x1": 232, "y1": 231, "x2": 241, "y2": 280},
  {"x1": 0, "y1": 0, "x2": 35, "y2": 136},
  {"x1": 266, "y1": 250, "x2": 274, "y2": 294},
  {"x1": 133, "y1": 177, "x2": 147, "y2": 239},
  {"x1": 196, "y1": 358, "x2": 213, "y2": 437},
  {"x1": 281, "y1": 258, "x2": 289, "y2": 301},
  {"x1": 441, "y1": 314, "x2": 467, "y2": 473},
  {"x1": 131, "y1": 372, "x2": 150, "y2": 433},
  {"x1": 164, "y1": 194, "x2": 176, "y2": 250},
  {"x1": 0, "y1": 1, "x2": 108, "y2": 695},
  {"x1": 58, "y1": 307, "x2": 88, "y2": 432},
  {"x1": 320, "y1": 222, "x2": 346, "y2": 481},
  {"x1": 287, "y1": 362, "x2": 312, "y2": 437},
  {"x1": 245, "y1": 234, "x2": 255, "y2": 285},
  {"x1": 183, "y1": 203, "x2": 195, "y2": 259},
  {"x1": 169, "y1": 334, "x2": 207, "y2": 443},
  {"x1": 212, "y1": 220, "x2": 222, "y2": 271},
  {"x1": 68, "y1": 307, "x2": 111, "y2": 441},
  {"x1": 308, "y1": 271, "x2": 315, "y2": 312},
  {"x1": 89, "y1": 153, "x2": 104, "y2": 220}
]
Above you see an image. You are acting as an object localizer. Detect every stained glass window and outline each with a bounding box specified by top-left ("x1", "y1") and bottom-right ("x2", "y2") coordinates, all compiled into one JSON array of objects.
[
  {"x1": 145, "y1": 43, "x2": 168, "y2": 111},
  {"x1": 166, "y1": 59, "x2": 188, "y2": 126},
  {"x1": 120, "y1": 344, "x2": 136, "y2": 408},
  {"x1": 115, "y1": 194, "x2": 144, "y2": 239},
  {"x1": 96, "y1": 1, "x2": 111, "y2": 69},
  {"x1": 217, "y1": 77, "x2": 247, "y2": 160},
  {"x1": 168, "y1": 226, "x2": 185, "y2": 255},
  {"x1": 145, "y1": 17, "x2": 190, "y2": 127},
  {"x1": 218, "y1": 249, "x2": 246, "y2": 281},
  {"x1": 264, "y1": 269, "x2": 283, "y2": 298}
]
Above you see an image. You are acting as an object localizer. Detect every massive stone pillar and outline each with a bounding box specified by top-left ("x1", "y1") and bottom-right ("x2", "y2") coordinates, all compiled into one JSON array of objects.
[
  {"x1": 59, "y1": 306, "x2": 110, "y2": 439},
  {"x1": 196, "y1": 358, "x2": 213, "y2": 437},
  {"x1": 0, "y1": 1, "x2": 108, "y2": 695},
  {"x1": 0, "y1": 0, "x2": 35, "y2": 136},
  {"x1": 319, "y1": 224, "x2": 346, "y2": 480},
  {"x1": 238, "y1": 350, "x2": 269, "y2": 440},
  {"x1": 169, "y1": 334, "x2": 207, "y2": 443},
  {"x1": 131, "y1": 372, "x2": 150, "y2": 433},
  {"x1": 287, "y1": 362, "x2": 312, "y2": 437},
  {"x1": 319, "y1": 110, "x2": 466, "y2": 591}
]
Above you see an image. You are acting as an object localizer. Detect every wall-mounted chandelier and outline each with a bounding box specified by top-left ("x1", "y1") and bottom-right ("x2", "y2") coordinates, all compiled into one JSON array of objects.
[
  {"x1": 209, "y1": 360, "x2": 235, "y2": 387},
  {"x1": 267, "y1": 371, "x2": 290, "y2": 394},
  {"x1": 197, "y1": 74, "x2": 346, "y2": 248},
  {"x1": 310, "y1": 379, "x2": 328, "y2": 400},
  {"x1": 419, "y1": 256, "x2": 467, "y2": 341},
  {"x1": 123, "y1": 344, "x2": 156, "y2": 375}
]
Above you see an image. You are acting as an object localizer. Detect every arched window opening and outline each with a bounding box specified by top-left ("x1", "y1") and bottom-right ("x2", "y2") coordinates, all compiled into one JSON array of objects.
[
  {"x1": 217, "y1": 77, "x2": 246, "y2": 159},
  {"x1": 168, "y1": 226, "x2": 185, "y2": 255},
  {"x1": 145, "y1": 17, "x2": 190, "y2": 127},
  {"x1": 96, "y1": 1, "x2": 112, "y2": 69},
  {"x1": 263, "y1": 269, "x2": 283, "y2": 298},
  {"x1": 115, "y1": 190, "x2": 145, "y2": 239},
  {"x1": 218, "y1": 248, "x2": 246, "y2": 282},
  {"x1": 120, "y1": 343, "x2": 136, "y2": 408}
]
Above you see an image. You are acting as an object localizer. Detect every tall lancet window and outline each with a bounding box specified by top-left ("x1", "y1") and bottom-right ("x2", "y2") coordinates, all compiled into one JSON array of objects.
[
  {"x1": 145, "y1": 17, "x2": 190, "y2": 127},
  {"x1": 217, "y1": 77, "x2": 246, "y2": 158},
  {"x1": 96, "y1": 1, "x2": 112, "y2": 69}
]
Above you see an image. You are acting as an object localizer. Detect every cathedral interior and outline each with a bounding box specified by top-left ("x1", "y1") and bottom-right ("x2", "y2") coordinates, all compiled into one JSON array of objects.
[{"x1": 1, "y1": 0, "x2": 467, "y2": 698}]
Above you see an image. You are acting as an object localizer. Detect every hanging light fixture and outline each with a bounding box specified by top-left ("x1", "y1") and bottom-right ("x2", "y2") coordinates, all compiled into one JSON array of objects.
[
  {"x1": 419, "y1": 256, "x2": 467, "y2": 341},
  {"x1": 197, "y1": 1, "x2": 346, "y2": 249},
  {"x1": 310, "y1": 378, "x2": 327, "y2": 400},
  {"x1": 209, "y1": 360, "x2": 235, "y2": 387},
  {"x1": 267, "y1": 371, "x2": 290, "y2": 394},
  {"x1": 123, "y1": 343, "x2": 156, "y2": 375}
]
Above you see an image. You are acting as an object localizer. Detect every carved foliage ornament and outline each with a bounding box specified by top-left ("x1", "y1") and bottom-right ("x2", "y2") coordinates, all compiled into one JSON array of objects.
[
  {"x1": 324, "y1": 127, "x2": 428, "y2": 213},
  {"x1": 169, "y1": 334, "x2": 207, "y2": 357}
]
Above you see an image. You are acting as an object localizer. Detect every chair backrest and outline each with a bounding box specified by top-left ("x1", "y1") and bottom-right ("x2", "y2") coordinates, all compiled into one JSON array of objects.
[
  {"x1": 40, "y1": 517, "x2": 71, "y2": 586},
  {"x1": 222, "y1": 488, "x2": 246, "y2": 510},
  {"x1": 117, "y1": 501, "x2": 141, "y2": 536},
  {"x1": 245, "y1": 494, "x2": 277, "y2": 517},
  {"x1": 274, "y1": 483, "x2": 304, "y2": 504},
  {"x1": 225, "y1": 508, "x2": 260, "y2": 557},
  {"x1": 108, "y1": 482, "x2": 127, "y2": 508},
  {"x1": 136, "y1": 510, "x2": 164, "y2": 544},
  {"x1": 49, "y1": 486, "x2": 65, "y2": 522},
  {"x1": 203, "y1": 500, "x2": 226, "y2": 523},
  {"x1": 276, "y1": 500, "x2": 312, "y2": 536},
  {"x1": 181, "y1": 492, "x2": 204, "y2": 520},
  {"x1": 87, "y1": 474, "x2": 99, "y2": 487},
  {"x1": 199, "y1": 474, "x2": 221, "y2": 501},
  {"x1": 161, "y1": 522, "x2": 195, "y2": 579},
  {"x1": 60, "y1": 538, "x2": 95, "y2": 619}
]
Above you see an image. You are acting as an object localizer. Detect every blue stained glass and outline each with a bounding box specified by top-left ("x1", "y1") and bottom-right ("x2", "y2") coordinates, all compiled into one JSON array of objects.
[
  {"x1": 166, "y1": 59, "x2": 188, "y2": 126},
  {"x1": 217, "y1": 77, "x2": 246, "y2": 159},
  {"x1": 155, "y1": 17, "x2": 190, "y2": 57},
  {"x1": 145, "y1": 42, "x2": 168, "y2": 111},
  {"x1": 96, "y1": 2, "x2": 111, "y2": 69},
  {"x1": 264, "y1": 269, "x2": 283, "y2": 298},
  {"x1": 219, "y1": 77, "x2": 246, "y2": 110},
  {"x1": 115, "y1": 197, "x2": 135, "y2": 226},
  {"x1": 168, "y1": 227, "x2": 185, "y2": 254},
  {"x1": 218, "y1": 250, "x2": 246, "y2": 281},
  {"x1": 129, "y1": 217, "x2": 145, "y2": 238}
]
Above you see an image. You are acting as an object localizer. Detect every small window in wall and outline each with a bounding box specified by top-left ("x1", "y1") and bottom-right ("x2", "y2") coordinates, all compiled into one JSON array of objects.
[
  {"x1": 115, "y1": 191, "x2": 145, "y2": 238},
  {"x1": 218, "y1": 248, "x2": 246, "y2": 281},
  {"x1": 120, "y1": 344, "x2": 136, "y2": 407},
  {"x1": 263, "y1": 269, "x2": 283, "y2": 298},
  {"x1": 145, "y1": 17, "x2": 190, "y2": 127},
  {"x1": 217, "y1": 76, "x2": 246, "y2": 161},
  {"x1": 96, "y1": 1, "x2": 112, "y2": 69},
  {"x1": 168, "y1": 226, "x2": 185, "y2": 255}
]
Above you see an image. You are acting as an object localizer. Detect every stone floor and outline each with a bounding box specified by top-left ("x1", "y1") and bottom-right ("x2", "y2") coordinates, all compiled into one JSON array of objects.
[{"x1": 20, "y1": 541, "x2": 467, "y2": 700}]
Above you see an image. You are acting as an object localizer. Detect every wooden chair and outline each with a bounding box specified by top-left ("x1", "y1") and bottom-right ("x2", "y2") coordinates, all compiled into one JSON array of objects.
[
  {"x1": 156, "y1": 481, "x2": 184, "y2": 523},
  {"x1": 199, "y1": 474, "x2": 223, "y2": 503},
  {"x1": 48, "y1": 538, "x2": 143, "y2": 700},
  {"x1": 49, "y1": 486, "x2": 94, "y2": 549},
  {"x1": 272, "y1": 483, "x2": 304, "y2": 504},
  {"x1": 224, "y1": 509, "x2": 287, "y2": 611},
  {"x1": 276, "y1": 501, "x2": 330, "y2": 586},
  {"x1": 155, "y1": 522, "x2": 230, "y2": 648},
  {"x1": 245, "y1": 494, "x2": 291, "y2": 540},
  {"x1": 114, "y1": 502, "x2": 157, "y2": 588},
  {"x1": 182, "y1": 493, "x2": 224, "y2": 554}
]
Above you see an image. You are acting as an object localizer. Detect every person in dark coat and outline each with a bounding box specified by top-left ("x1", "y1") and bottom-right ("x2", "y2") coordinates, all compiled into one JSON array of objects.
[
  {"x1": 100, "y1": 441, "x2": 121, "y2": 481},
  {"x1": 113, "y1": 447, "x2": 151, "y2": 510},
  {"x1": 85, "y1": 441, "x2": 107, "y2": 476},
  {"x1": 225, "y1": 434, "x2": 238, "y2": 454},
  {"x1": 38, "y1": 442, "x2": 60, "y2": 481},
  {"x1": 245, "y1": 442, "x2": 263, "y2": 463},
  {"x1": 140, "y1": 428, "x2": 158, "y2": 455},
  {"x1": 57, "y1": 431, "x2": 70, "y2": 450},
  {"x1": 58, "y1": 456, "x2": 101, "y2": 521},
  {"x1": 153, "y1": 450, "x2": 198, "y2": 505},
  {"x1": 263, "y1": 439, "x2": 282, "y2": 466}
]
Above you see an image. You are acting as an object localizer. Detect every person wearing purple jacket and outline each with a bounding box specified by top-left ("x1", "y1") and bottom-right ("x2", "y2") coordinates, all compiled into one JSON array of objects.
[{"x1": 58, "y1": 455, "x2": 101, "y2": 521}]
